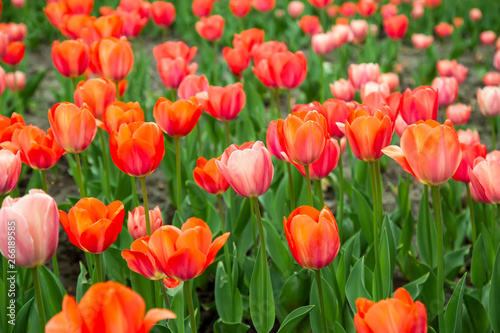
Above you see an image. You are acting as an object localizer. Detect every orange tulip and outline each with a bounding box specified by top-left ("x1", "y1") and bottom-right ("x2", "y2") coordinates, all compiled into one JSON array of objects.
[
  {"x1": 277, "y1": 110, "x2": 329, "y2": 165},
  {"x1": 90, "y1": 36, "x2": 134, "y2": 82},
  {"x1": 109, "y1": 122, "x2": 165, "y2": 177},
  {"x1": 43, "y1": 2, "x2": 69, "y2": 28},
  {"x1": 383, "y1": 14, "x2": 409, "y2": 40},
  {"x1": 101, "y1": 101, "x2": 145, "y2": 133},
  {"x1": 0, "y1": 112, "x2": 25, "y2": 143},
  {"x1": 2, "y1": 41, "x2": 24, "y2": 66},
  {"x1": 195, "y1": 15, "x2": 225, "y2": 41},
  {"x1": 59, "y1": 197, "x2": 125, "y2": 253},
  {"x1": 151, "y1": 1, "x2": 176, "y2": 28},
  {"x1": 82, "y1": 14, "x2": 124, "y2": 44},
  {"x1": 48, "y1": 102, "x2": 97, "y2": 154},
  {"x1": 293, "y1": 138, "x2": 340, "y2": 180},
  {"x1": 122, "y1": 218, "x2": 229, "y2": 281},
  {"x1": 284, "y1": 205, "x2": 340, "y2": 270},
  {"x1": 153, "y1": 97, "x2": 202, "y2": 138},
  {"x1": 382, "y1": 120, "x2": 462, "y2": 186},
  {"x1": 65, "y1": 0, "x2": 93, "y2": 15},
  {"x1": 193, "y1": 156, "x2": 230, "y2": 195},
  {"x1": 121, "y1": 235, "x2": 169, "y2": 280},
  {"x1": 59, "y1": 14, "x2": 95, "y2": 40},
  {"x1": 269, "y1": 51, "x2": 307, "y2": 90},
  {"x1": 45, "y1": 281, "x2": 176, "y2": 333},
  {"x1": 51, "y1": 39, "x2": 89, "y2": 79},
  {"x1": 74, "y1": 77, "x2": 117, "y2": 120},
  {"x1": 354, "y1": 288, "x2": 428, "y2": 333},
  {"x1": 196, "y1": 83, "x2": 246, "y2": 121},
  {"x1": 298, "y1": 15, "x2": 322, "y2": 35}
]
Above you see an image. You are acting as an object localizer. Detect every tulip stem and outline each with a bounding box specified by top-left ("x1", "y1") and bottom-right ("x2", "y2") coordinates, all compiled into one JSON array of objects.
[
  {"x1": 224, "y1": 121, "x2": 231, "y2": 147},
  {"x1": 40, "y1": 169, "x2": 48, "y2": 193},
  {"x1": 71, "y1": 77, "x2": 77, "y2": 95},
  {"x1": 159, "y1": 280, "x2": 171, "y2": 310},
  {"x1": 115, "y1": 81, "x2": 121, "y2": 101},
  {"x1": 337, "y1": 139, "x2": 344, "y2": 240},
  {"x1": 218, "y1": 194, "x2": 232, "y2": 283},
  {"x1": 466, "y1": 183, "x2": 477, "y2": 246},
  {"x1": 140, "y1": 177, "x2": 152, "y2": 236},
  {"x1": 197, "y1": 124, "x2": 203, "y2": 157},
  {"x1": 315, "y1": 269, "x2": 328, "y2": 333},
  {"x1": 99, "y1": 129, "x2": 111, "y2": 200},
  {"x1": 94, "y1": 253, "x2": 104, "y2": 283},
  {"x1": 74, "y1": 153, "x2": 86, "y2": 197},
  {"x1": 249, "y1": 197, "x2": 258, "y2": 254},
  {"x1": 286, "y1": 89, "x2": 292, "y2": 113},
  {"x1": 184, "y1": 280, "x2": 197, "y2": 333},
  {"x1": 31, "y1": 267, "x2": 46, "y2": 331},
  {"x1": 369, "y1": 162, "x2": 381, "y2": 301},
  {"x1": 431, "y1": 185, "x2": 445, "y2": 333},
  {"x1": 286, "y1": 163, "x2": 296, "y2": 210},
  {"x1": 175, "y1": 138, "x2": 182, "y2": 208},
  {"x1": 314, "y1": 180, "x2": 325, "y2": 207},
  {"x1": 490, "y1": 117, "x2": 496, "y2": 150},
  {"x1": 252, "y1": 196, "x2": 269, "y2": 328},
  {"x1": 305, "y1": 165, "x2": 314, "y2": 206}
]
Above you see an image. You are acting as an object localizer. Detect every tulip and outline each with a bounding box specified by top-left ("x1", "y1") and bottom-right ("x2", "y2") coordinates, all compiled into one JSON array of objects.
[
  {"x1": 154, "y1": 97, "x2": 202, "y2": 138},
  {"x1": 196, "y1": 83, "x2": 246, "y2": 122},
  {"x1": 383, "y1": 14, "x2": 409, "y2": 40},
  {"x1": 230, "y1": 0, "x2": 252, "y2": 17},
  {"x1": 320, "y1": 99, "x2": 353, "y2": 139},
  {"x1": 469, "y1": 157, "x2": 500, "y2": 204},
  {"x1": 0, "y1": 150, "x2": 21, "y2": 195},
  {"x1": 178, "y1": 74, "x2": 209, "y2": 99},
  {"x1": 82, "y1": 14, "x2": 124, "y2": 44},
  {"x1": 330, "y1": 79, "x2": 355, "y2": 101},
  {"x1": 2, "y1": 41, "x2": 24, "y2": 66},
  {"x1": 193, "y1": 156, "x2": 230, "y2": 195},
  {"x1": 431, "y1": 76, "x2": 458, "y2": 107},
  {"x1": 74, "y1": 78, "x2": 116, "y2": 120},
  {"x1": 458, "y1": 128, "x2": 480, "y2": 146},
  {"x1": 116, "y1": 9, "x2": 149, "y2": 38},
  {"x1": 0, "y1": 33, "x2": 7, "y2": 60},
  {"x1": 266, "y1": 120, "x2": 287, "y2": 161},
  {"x1": 223, "y1": 46, "x2": 251, "y2": 77},
  {"x1": 453, "y1": 142, "x2": 487, "y2": 184},
  {"x1": 65, "y1": 0, "x2": 93, "y2": 15},
  {"x1": 233, "y1": 28, "x2": 264, "y2": 52},
  {"x1": 216, "y1": 141, "x2": 274, "y2": 198},
  {"x1": 494, "y1": 51, "x2": 500, "y2": 71},
  {"x1": 354, "y1": 288, "x2": 428, "y2": 333},
  {"x1": 43, "y1": 2, "x2": 69, "y2": 28},
  {"x1": 0, "y1": 189, "x2": 59, "y2": 267},
  {"x1": 312, "y1": 32, "x2": 336, "y2": 55},
  {"x1": 90, "y1": 36, "x2": 134, "y2": 82},
  {"x1": 394, "y1": 114, "x2": 408, "y2": 138},
  {"x1": 109, "y1": 122, "x2": 165, "y2": 178},
  {"x1": 357, "y1": 0, "x2": 377, "y2": 17},
  {"x1": 436, "y1": 59, "x2": 467, "y2": 85},
  {"x1": 153, "y1": 41, "x2": 197, "y2": 64},
  {"x1": 48, "y1": 102, "x2": 97, "y2": 154},
  {"x1": 483, "y1": 72, "x2": 500, "y2": 86},
  {"x1": 253, "y1": 0, "x2": 275, "y2": 12},
  {"x1": 411, "y1": 34, "x2": 434, "y2": 49},
  {"x1": 360, "y1": 82, "x2": 390, "y2": 100},
  {"x1": 378, "y1": 73, "x2": 399, "y2": 91},
  {"x1": 192, "y1": 0, "x2": 214, "y2": 17},
  {"x1": 151, "y1": 1, "x2": 176, "y2": 28},
  {"x1": 287, "y1": 1, "x2": 304, "y2": 18},
  {"x1": 339, "y1": 2, "x2": 356, "y2": 16},
  {"x1": 51, "y1": 39, "x2": 89, "y2": 79},
  {"x1": 380, "y1": 3, "x2": 397, "y2": 19},
  {"x1": 45, "y1": 282, "x2": 176, "y2": 333},
  {"x1": 469, "y1": 8, "x2": 482, "y2": 21},
  {"x1": 5, "y1": 71, "x2": 25, "y2": 91},
  {"x1": 293, "y1": 138, "x2": 340, "y2": 180},
  {"x1": 348, "y1": 63, "x2": 380, "y2": 89},
  {"x1": 0, "y1": 113, "x2": 25, "y2": 143},
  {"x1": 157, "y1": 57, "x2": 197, "y2": 90},
  {"x1": 128, "y1": 206, "x2": 162, "y2": 240},
  {"x1": 446, "y1": 103, "x2": 470, "y2": 126},
  {"x1": 477, "y1": 86, "x2": 500, "y2": 117},
  {"x1": 59, "y1": 14, "x2": 95, "y2": 40},
  {"x1": 487, "y1": 151, "x2": 500, "y2": 162},
  {"x1": 399, "y1": 86, "x2": 438, "y2": 125},
  {"x1": 101, "y1": 101, "x2": 144, "y2": 133},
  {"x1": 195, "y1": 15, "x2": 225, "y2": 41},
  {"x1": 453, "y1": 17, "x2": 464, "y2": 28},
  {"x1": 269, "y1": 51, "x2": 307, "y2": 90},
  {"x1": 434, "y1": 22, "x2": 453, "y2": 38},
  {"x1": 350, "y1": 20, "x2": 368, "y2": 40},
  {"x1": 411, "y1": 4, "x2": 424, "y2": 19},
  {"x1": 298, "y1": 15, "x2": 322, "y2": 35},
  {"x1": 480, "y1": 31, "x2": 496, "y2": 45},
  {"x1": 251, "y1": 40, "x2": 288, "y2": 64}
]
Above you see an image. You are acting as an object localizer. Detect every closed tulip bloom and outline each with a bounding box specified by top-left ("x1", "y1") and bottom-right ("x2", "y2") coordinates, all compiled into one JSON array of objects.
[
  {"x1": 287, "y1": 1, "x2": 304, "y2": 18},
  {"x1": 330, "y1": 78, "x2": 355, "y2": 101},
  {"x1": 312, "y1": 32, "x2": 336, "y2": 55},
  {"x1": 380, "y1": 3, "x2": 397, "y2": 19},
  {"x1": 339, "y1": 2, "x2": 356, "y2": 17},
  {"x1": 378, "y1": 73, "x2": 399, "y2": 91},
  {"x1": 0, "y1": 189, "x2": 59, "y2": 267},
  {"x1": 48, "y1": 102, "x2": 97, "y2": 154},
  {"x1": 494, "y1": 51, "x2": 500, "y2": 71},
  {"x1": 101, "y1": 101, "x2": 144, "y2": 133},
  {"x1": 431, "y1": 76, "x2": 458, "y2": 107},
  {"x1": 266, "y1": 120, "x2": 287, "y2": 161},
  {"x1": 298, "y1": 15, "x2": 322, "y2": 35},
  {"x1": 46, "y1": 282, "x2": 176, "y2": 333},
  {"x1": 74, "y1": 78, "x2": 117, "y2": 120},
  {"x1": 354, "y1": 288, "x2": 428, "y2": 333},
  {"x1": 230, "y1": 0, "x2": 252, "y2": 17},
  {"x1": 59, "y1": 14, "x2": 95, "y2": 40},
  {"x1": 469, "y1": 8, "x2": 482, "y2": 21},
  {"x1": 233, "y1": 28, "x2": 264, "y2": 52},
  {"x1": 411, "y1": 34, "x2": 434, "y2": 49},
  {"x1": 320, "y1": 99, "x2": 353, "y2": 139},
  {"x1": 5, "y1": 71, "x2": 25, "y2": 92},
  {"x1": 357, "y1": 0, "x2": 377, "y2": 17},
  {"x1": 109, "y1": 122, "x2": 165, "y2": 177},
  {"x1": 277, "y1": 111, "x2": 329, "y2": 165},
  {"x1": 284, "y1": 205, "x2": 340, "y2": 270},
  {"x1": 51, "y1": 39, "x2": 89, "y2": 79},
  {"x1": 178, "y1": 74, "x2": 209, "y2": 100},
  {"x1": 252, "y1": 59, "x2": 276, "y2": 88},
  {"x1": 458, "y1": 128, "x2": 481, "y2": 146},
  {"x1": 382, "y1": 120, "x2": 461, "y2": 186},
  {"x1": 480, "y1": 31, "x2": 496, "y2": 45},
  {"x1": 436, "y1": 59, "x2": 468, "y2": 85},
  {"x1": 154, "y1": 97, "x2": 202, "y2": 138},
  {"x1": 469, "y1": 158, "x2": 500, "y2": 204},
  {"x1": 44, "y1": 2, "x2": 69, "y2": 28},
  {"x1": 0, "y1": 33, "x2": 8, "y2": 60},
  {"x1": 90, "y1": 37, "x2": 134, "y2": 82},
  {"x1": 294, "y1": 139, "x2": 340, "y2": 180},
  {"x1": 59, "y1": 198, "x2": 125, "y2": 253},
  {"x1": 253, "y1": 0, "x2": 275, "y2": 12},
  {"x1": 383, "y1": 14, "x2": 409, "y2": 40},
  {"x1": 0, "y1": 150, "x2": 21, "y2": 195},
  {"x1": 223, "y1": 46, "x2": 251, "y2": 77},
  {"x1": 348, "y1": 63, "x2": 380, "y2": 90},
  {"x1": 216, "y1": 141, "x2": 273, "y2": 197},
  {"x1": 196, "y1": 83, "x2": 246, "y2": 121},
  {"x1": 269, "y1": 51, "x2": 307, "y2": 90},
  {"x1": 361, "y1": 82, "x2": 390, "y2": 100},
  {"x1": 483, "y1": 72, "x2": 500, "y2": 86},
  {"x1": 81, "y1": 14, "x2": 124, "y2": 44},
  {"x1": 2, "y1": 41, "x2": 24, "y2": 66},
  {"x1": 65, "y1": 0, "x2": 93, "y2": 15},
  {"x1": 394, "y1": 114, "x2": 408, "y2": 138},
  {"x1": 193, "y1": 156, "x2": 230, "y2": 195},
  {"x1": 350, "y1": 20, "x2": 368, "y2": 40},
  {"x1": 192, "y1": 0, "x2": 214, "y2": 17},
  {"x1": 477, "y1": 86, "x2": 500, "y2": 117},
  {"x1": 453, "y1": 142, "x2": 487, "y2": 183},
  {"x1": 399, "y1": 86, "x2": 438, "y2": 125},
  {"x1": 128, "y1": 206, "x2": 163, "y2": 240},
  {"x1": 116, "y1": 10, "x2": 148, "y2": 38},
  {"x1": 195, "y1": 15, "x2": 225, "y2": 41},
  {"x1": 151, "y1": 1, "x2": 176, "y2": 28},
  {"x1": 434, "y1": 22, "x2": 453, "y2": 38},
  {"x1": 308, "y1": 0, "x2": 333, "y2": 9},
  {"x1": 446, "y1": 103, "x2": 470, "y2": 126},
  {"x1": 157, "y1": 57, "x2": 197, "y2": 90},
  {"x1": 251, "y1": 40, "x2": 288, "y2": 64},
  {"x1": 153, "y1": 41, "x2": 197, "y2": 63}
]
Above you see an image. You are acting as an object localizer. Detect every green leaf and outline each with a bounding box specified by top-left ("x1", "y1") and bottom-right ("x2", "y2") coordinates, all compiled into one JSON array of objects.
[
  {"x1": 213, "y1": 319, "x2": 250, "y2": 333},
  {"x1": 417, "y1": 187, "x2": 436, "y2": 269},
  {"x1": 276, "y1": 305, "x2": 314, "y2": 333},
  {"x1": 214, "y1": 262, "x2": 243, "y2": 324},
  {"x1": 444, "y1": 247, "x2": 470, "y2": 279},
  {"x1": 349, "y1": 185, "x2": 374, "y2": 243},
  {"x1": 130, "y1": 271, "x2": 154, "y2": 311},
  {"x1": 310, "y1": 274, "x2": 335, "y2": 333},
  {"x1": 278, "y1": 269, "x2": 311, "y2": 316},
  {"x1": 345, "y1": 257, "x2": 371, "y2": 312},
  {"x1": 76, "y1": 262, "x2": 91, "y2": 302},
  {"x1": 103, "y1": 248, "x2": 128, "y2": 284},
  {"x1": 463, "y1": 294, "x2": 489, "y2": 333},
  {"x1": 38, "y1": 265, "x2": 65, "y2": 318},
  {"x1": 379, "y1": 216, "x2": 396, "y2": 299},
  {"x1": 186, "y1": 181, "x2": 209, "y2": 223},
  {"x1": 262, "y1": 220, "x2": 292, "y2": 276},
  {"x1": 489, "y1": 245, "x2": 500, "y2": 332},
  {"x1": 250, "y1": 248, "x2": 275, "y2": 333},
  {"x1": 12, "y1": 298, "x2": 34, "y2": 333},
  {"x1": 444, "y1": 273, "x2": 466, "y2": 333},
  {"x1": 471, "y1": 235, "x2": 487, "y2": 289},
  {"x1": 402, "y1": 273, "x2": 429, "y2": 300},
  {"x1": 168, "y1": 282, "x2": 185, "y2": 333}
]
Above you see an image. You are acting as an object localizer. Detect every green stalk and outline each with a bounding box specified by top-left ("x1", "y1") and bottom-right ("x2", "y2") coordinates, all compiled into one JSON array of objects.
[
  {"x1": 315, "y1": 269, "x2": 328, "y2": 333},
  {"x1": 175, "y1": 138, "x2": 182, "y2": 208},
  {"x1": 115, "y1": 81, "x2": 121, "y2": 101},
  {"x1": 286, "y1": 163, "x2": 296, "y2": 210},
  {"x1": 305, "y1": 165, "x2": 314, "y2": 206},
  {"x1": 197, "y1": 124, "x2": 203, "y2": 157},
  {"x1": 314, "y1": 180, "x2": 325, "y2": 207},
  {"x1": 319, "y1": 55, "x2": 325, "y2": 102},
  {"x1": 159, "y1": 280, "x2": 171, "y2": 310},
  {"x1": 94, "y1": 253, "x2": 104, "y2": 283},
  {"x1": 490, "y1": 117, "x2": 496, "y2": 150},
  {"x1": 252, "y1": 196, "x2": 269, "y2": 328},
  {"x1": 212, "y1": 42, "x2": 218, "y2": 85},
  {"x1": 184, "y1": 280, "x2": 197, "y2": 333},
  {"x1": 71, "y1": 77, "x2": 77, "y2": 98},
  {"x1": 466, "y1": 183, "x2": 477, "y2": 245},
  {"x1": 74, "y1": 153, "x2": 86, "y2": 197},
  {"x1": 140, "y1": 177, "x2": 152, "y2": 236},
  {"x1": 431, "y1": 186, "x2": 445, "y2": 333},
  {"x1": 40, "y1": 169, "x2": 48, "y2": 194},
  {"x1": 286, "y1": 89, "x2": 292, "y2": 113},
  {"x1": 217, "y1": 194, "x2": 232, "y2": 282},
  {"x1": 337, "y1": 139, "x2": 344, "y2": 240},
  {"x1": 32, "y1": 267, "x2": 46, "y2": 331},
  {"x1": 130, "y1": 177, "x2": 139, "y2": 207},
  {"x1": 224, "y1": 121, "x2": 231, "y2": 147},
  {"x1": 99, "y1": 129, "x2": 111, "y2": 200},
  {"x1": 275, "y1": 89, "x2": 281, "y2": 118},
  {"x1": 369, "y1": 162, "x2": 381, "y2": 301},
  {"x1": 249, "y1": 197, "x2": 258, "y2": 253}
]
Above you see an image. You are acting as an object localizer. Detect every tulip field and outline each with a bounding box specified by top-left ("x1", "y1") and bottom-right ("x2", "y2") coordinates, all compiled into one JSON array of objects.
[{"x1": 2, "y1": 0, "x2": 500, "y2": 332}]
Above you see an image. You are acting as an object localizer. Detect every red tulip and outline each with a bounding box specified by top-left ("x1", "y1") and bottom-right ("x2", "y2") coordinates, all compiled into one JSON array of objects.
[
  {"x1": 269, "y1": 51, "x2": 307, "y2": 90},
  {"x1": 153, "y1": 97, "x2": 202, "y2": 138},
  {"x1": 233, "y1": 28, "x2": 264, "y2": 52},
  {"x1": 153, "y1": 41, "x2": 197, "y2": 63},
  {"x1": 253, "y1": 0, "x2": 275, "y2": 12},
  {"x1": 230, "y1": 0, "x2": 252, "y2": 18},
  {"x1": 383, "y1": 14, "x2": 409, "y2": 40},
  {"x1": 193, "y1": 156, "x2": 230, "y2": 195},
  {"x1": 2, "y1": 41, "x2": 24, "y2": 66},
  {"x1": 293, "y1": 138, "x2": 340, "y2": 180},
  {"x1": 251, "y1": 40, "x2": 287, "y2": 64},
  {"x1": 196, "y1": 83, "x2": 246, "y2": 121},
  {"x1": 192, "y1": 0, "x2": 214, "y2": 17},
  {"x1": 178, "y1": 74, "x2": 209, "y2": 100},
  {"x1": 65, "y1": 0, "x2": 93, "y2": 15},
  {"x1": 357, "y1": 0, "x2": 378, "y2": 17},
  {"x1": 399, "y1": 86, "x2": 438, "y2": 125},
  {"x1": 51, "y1": 39, "x2": 89, "y2": 79},
  {"x1": 320, "y1": 99, "x2": 353, "y2": 139},
  {"x1": 434, "y1": 22, "x2": 453, "y2": 38},
  {"x1": 223, "y1": 46, "x2": 251, "y2": 77},
  {"x1": 151, "y1": 1, "x2": 176, "y2": 28},
  {"x1": 195, "y1": 15, "x2": 225, "y2": 41},
  {"x1": 157, "y1": 57, "x2": 197, "y2": 90},
  {"x1": 453, "y1": 141, "x2": 487, "y2": 183}
]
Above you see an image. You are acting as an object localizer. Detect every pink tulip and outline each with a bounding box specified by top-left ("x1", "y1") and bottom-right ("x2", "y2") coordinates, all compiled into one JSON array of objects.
[
  {"x1": 436, "y1": 59, "x2": 468, "y2": 85},
  {"x1": 394, "y1": 114, "x2": 408, "y2": 138},
  {"x1": 177, "y1": 74, "x2": 209, "y2": 100},
  {"x1": 348, "y1": 63, "x2": 380, "y2": 89},
  {"x1": 127, "y1": 205, "x2": 163, "y2": 240},
  {"x1": 487, "y1": 150, "x2": 500, "y2": 162},
  {"x1": 432, "y1": 76, "x2": 458, "y2": 107},
  {"x1": 0, "y1": 32, "x2": 9, "y2": 59},
  {"x1": 469, "y1": 8, "x2": 482, "y2": 21},
  {"x1": 411, "y1": 34, "x2": 434, "y2": 49},
  {"x1": 360, "y1": 81, "x2": 390, "y2": 100},
  {"x1": 0, "y1": 189, "x2": 59, "y2": 267},
  {"x1": 469, "y1": 158, "x2": 500, "y2": 204},
  {"x1": 12, "y1": 0, "x2": 25, "y2": 8},
  {"x1": 0, "y1": 150, "x2": 21, "y2": 195},
  {"x1": 494, "y1": 50, "x2": 500, "y2": 71},
  {"x1": 329, "y1": 78, "x2": 355, "y2": 101},
  {"x1": 480, "y1": 31, "x2": 496, "y2": 45},
  {"x1": 377, "y1": 73, "x2": 399, "y2": 91},
  {"x1": 381, "y1": 3, "x2": 397, "y2": 19},
  {"x1": 350, "y1": 20, "x2": 368, "y2": 40},
  {"x1": 477, "y1": 86, "x2": 500, "y2": 117},
  {"x1": 411, "y1": 3, "x2": 424, "y2": 19},
  {"x1": 216, "y1": 141, "x2": 274, "y2": 198},
  {"x1": 6, "y1": 71, "x2": 26, "y2": 92},
  {"x1": 457, "y1": 129, "x2": 481, "y2": 146},
  {"x1": 287, "y1": 1, "x2": 304, "y2": 18},
  {"x1": 331, "y1": 24, "x2": 351, "y2": 45},
  {"x1": 311, "y1": 32, "x2": 336, "y2": 55},
  {"x1": 266, "y1": 120, "x2": 287, "y2": 161},
  {"x1": 0, "y1": 67, "x2": 5, "y2": 96},
  {"x1": 293, "y1": 138, "x2": 340, "y2": 180},
  {"x1": 445, "y1": 103, "x2": 470, "y2": 126},
  {"x1": 483, "y1": 72, "x2": 500, "y2": 86}
]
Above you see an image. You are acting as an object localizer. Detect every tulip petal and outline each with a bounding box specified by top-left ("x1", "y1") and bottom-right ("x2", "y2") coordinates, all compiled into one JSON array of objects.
[
  {"x1": 143, "y1": 309, "x2": 177, "y2": 332},
  {"x1": 165, "y1": 247, "x2": 206, "y2": 280}
]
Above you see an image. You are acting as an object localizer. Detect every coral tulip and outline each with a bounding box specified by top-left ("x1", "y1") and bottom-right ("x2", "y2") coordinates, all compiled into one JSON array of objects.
[
  {"x1": 195, "y1": 15, "x2": 225, "y2": 41},
  {"x1": 483, "y1": 72, "x2": 500, "y2": 86},
  {"x1": 45, "y1": 282, "x2": 176, "y2": 332},
  {"x1": 480, "y1": 31, "x2": 496, "y2": 45},
  {"x1": 298, "y1": 15, "x2": 322, "y2": 35},
  {"x1": 157, "y1": 57, "x2": 197, "y2": 90},
  {"x1": 494, "y1": 50, "x2": 500, "y2": 71},
  {"x1": 361, "y1": 82, "x2": 390, "y2": 100},
  {"x1": 59, "y1": 14, "x2": 95, "y2": 40},
  {"x1": 151, "y1": 1, "x2": 176, "y2": 28},
  {"x1": 251, "y1": 40, "x2": 288, "y2": 64},
  {"x1": 383, "y1": 14, "x2": 409, "y2": 40},
  {"x1": 431, "y1": 76, "x2": 458, "y2": 107},
  {"x1": 65, "y1": 0, "x2": 93, "y2": 15},
  {"x1": 2, "y1": 41, "x2": 24, "y2": 66},
  {"x1": 469, "y1": 158, "x2": 500, "y2": 204},
  {"x1": 435, "y1": 22, "x2": 453, "y2": 38},
  {"x1": 320, "y1": 99, "x2": 353, "y2": 138},
  {"x1": 284, "y1": 205, "x2": 340, "y2": 270},
  {"x1": 458, "y1": 129, "x2": 481, "y2": 146},
  {"x1": 252, "y1": 59, "x2": 276, "y2": 88},
  {"x1": 436, "y1": 59, "x2": 467, "y2": 85},
  {"x1": 399, "y1": 86, "x2": 438, "y2": 125},
  {"x1": 196, "y1": 83, "x2": 246, "y2": 121},
  {"x1": 330, "y1": 79, "x2": 355, "y2": 101},
  {"x1": 446, "y1": 103, "x2": 470, "y2": 126},
  {"x1": 90, "y1": 37, "x2": 134, "y2": 82},
  {"x1": 339, "y1": 2, "x2": 356, "y2": 17},
  {"x1": 153, "y1": 41, "x2": 197, "y2": 63},
  {"x1": 82, "y1": 14, "x2": 124, "y2": 44},
  {"x1": 378, "y1": 73, "x2": 399, "y2": 91},
  {"x1": 223, "y1": 46, "x2": 251, "y2": 77},
  {"x1": 5, "y1": 71, "x2": 25, "y2": 91},
  {"x1": 193, "y1": 156, "x2": 230, "y2": 195},
  {"x1": 380, "y1": 3, "x2": 397, "y2": 19},
  {"x1": 0, "y1": 189, "x2": 59, "y2": 267},
  {"x1": 192, "y1": 0, "x2": 214, "y2": 17},
  {"x1": 43, "y1": 2, "x2": 69, "y2": 28},
  {"x1": 0, "y1": 150, "x2": 21, "y2": 195},
  {"x1": 348, "y1": 63, "x2": 380, "y2": 90},
  {"x1": 266, "y1": 120, "x2": 288, "y2": 161},
  {"x1": 312, "y1": 32, "x2": 336, "y2": 55},
  {"x1": 0, "y1": 113, "x2": 24, "y2": 143},
  {"x1": 293, "y1": 138, "x2": 340, "y2": 180},
  {"x1": 469, "y1": 8, "x2": 482, "y2": 21},
  {"x1": 128, "y1": 206, "x2": 163, "y2": 240},
  {"x1": 101, "y1": 101, "x2": 144, "y2": 133},
  {"x1": 269, "y1": 51, "x2": 307, "y2": 90},
  {"x1": 453, "y1": 141, "x2": 487, "y2": 183},
  {"x1": 411, "y1": 34, "x2": 434, "y2": 49},
  {"x1": 178, "y1": 74, "x2": 209, "y2": 100},
  {"x1": 0, "y1": 33, "x2": 7, "y2": 60},
  {"x1": 233, "y1": 28, "x2": 264, "y2": 52},
  {"x1": 253, "y1": 0, "x2": 275, "y2": 12},
  {"x1": 74, "y1": 78, "x2": 117, "y2": 120},
  {"x1": 477, "y1": 86, "x2": 500, "y2": 117},
  {"x1": 51, "y1": 39, "x2": 89, "y2": 79},
  {"x1": 230, "y1": 0, "x2": 252, "y2": 18},
  {"x1": 288, "y1": 1, "x2": 304, "y2": 18},
  {"x1": 154, "y1": 97, "x2": 202, "y2": 138},
  {"x1": 357, "y1": 0, "x2": 377, "y2": 17}
]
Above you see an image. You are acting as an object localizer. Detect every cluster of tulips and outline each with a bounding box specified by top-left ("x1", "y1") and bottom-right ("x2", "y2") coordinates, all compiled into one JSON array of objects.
[{"x1": 1, "y1": 0, "x2": 500, "y2": 332}]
